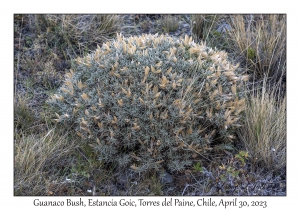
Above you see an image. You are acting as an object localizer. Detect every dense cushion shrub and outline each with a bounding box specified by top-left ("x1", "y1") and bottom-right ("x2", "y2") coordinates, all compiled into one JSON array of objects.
[{"x1": 48, "y1": 33, "x2": 248, "y2": 173}]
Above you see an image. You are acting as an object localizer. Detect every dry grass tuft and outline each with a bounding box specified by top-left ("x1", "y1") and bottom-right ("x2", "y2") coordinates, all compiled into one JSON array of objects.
[
  {"x1": 160, "y1": 15, "x2": 180, "y2": 33},
  {"x1": 238, "y1": 80, "x2": 286, "y2": 172},
  {"x1": 191, "y1": 15, "x2": 221, "y2": 42},
  {"x1": 227, "y1": 14, "x2": 286, "y2": 81},
  {"x1": 14, "y1": 128, "x2": 74, "y2": 195},
  {"x1": 14, "y1": 93, "x2": 36, "y2": 132},
  {"x1": 29, "y1": 14, "x2": 123, "y2": 58}
]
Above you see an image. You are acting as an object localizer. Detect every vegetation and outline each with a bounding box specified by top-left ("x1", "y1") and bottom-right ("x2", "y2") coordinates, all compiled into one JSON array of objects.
[
  {"x1": 160, "y1": 15, "x2": 180, "y2": 33},
  {"x1": 191, "y1": 15, "x2": 223, "y2": 48},
  {"x1": 190, "y1": 14, "x2": 286, "y2": 83},
  {"x1": 14, "y1": 14, "x2": 286, "y2": 196},
  {"x1": 47, "y1": 33, "x2": 247, "y2": 174},
  {"x1": 237, "y1": 80, "x2": 286, "y2": 172},
  {"x1": 227, "y1": 15, "x2": 286, "y2": 82}
]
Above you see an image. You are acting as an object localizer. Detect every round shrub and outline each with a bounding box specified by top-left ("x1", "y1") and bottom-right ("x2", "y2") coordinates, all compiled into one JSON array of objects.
[{"x1": 48, "y1": 33, "x2": 248, "y2": 173}]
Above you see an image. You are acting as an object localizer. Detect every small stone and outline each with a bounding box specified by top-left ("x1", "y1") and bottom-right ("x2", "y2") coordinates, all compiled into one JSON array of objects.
[
  {"x1": 217, "y1": 23, "x2": 231, "y2": 33},
  {"x1": 182, "y1": 23, "x2": 190, "y2": 28},
  {"x1": 117, "y1": 173, "x2": 128, "y2": 186},
  {"x1": 160, "y1": 169, "x2": 174, "y2": 184}
]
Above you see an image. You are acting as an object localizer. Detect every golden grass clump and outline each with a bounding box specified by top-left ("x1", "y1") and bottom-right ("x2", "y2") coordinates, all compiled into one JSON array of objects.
[
  {"x1": 14, "y1": 128, "x2": 74, "y2": 195},
  {"x1": 238, "y1": 81, "x2": 286, "y2": 172}
]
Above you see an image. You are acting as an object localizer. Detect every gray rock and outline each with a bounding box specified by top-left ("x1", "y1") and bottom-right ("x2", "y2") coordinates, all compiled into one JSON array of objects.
[
  {"x1": 160, "y1": 169, "x2": 174, "y2": 184},
  {"x1": 116, "y1": 167, "x2": 138, "y2": 187},
  {"x1": 117, "y1": 173, "x2": 128, "y2": 186},
  {"x1": 217, "y1": 23, "x2": 232, "y2": 33},
  {"x1": 182, "y1": 23, "x2": 190, "y2": 28}
]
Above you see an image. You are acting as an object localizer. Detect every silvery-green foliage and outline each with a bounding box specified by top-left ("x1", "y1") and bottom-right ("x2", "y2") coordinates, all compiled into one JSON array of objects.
[{"x1": 48, "y1": 34, "x2": 248, "y2": 173}]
